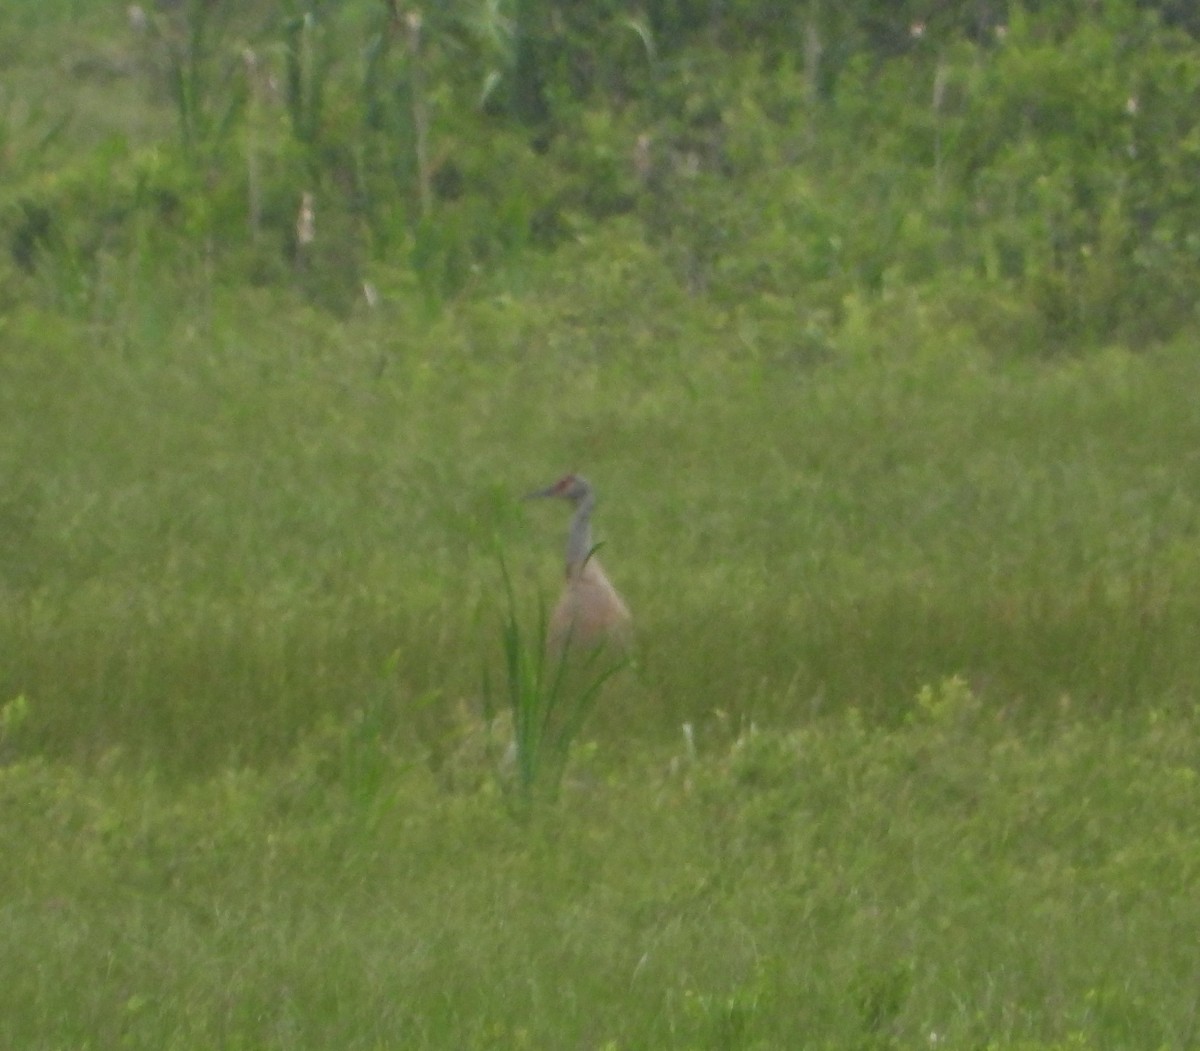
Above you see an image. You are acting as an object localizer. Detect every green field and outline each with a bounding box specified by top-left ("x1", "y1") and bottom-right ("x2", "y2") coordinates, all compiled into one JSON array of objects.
[{"x1": 2, "y1": 2, "x2": 1199, "y2": 1048}]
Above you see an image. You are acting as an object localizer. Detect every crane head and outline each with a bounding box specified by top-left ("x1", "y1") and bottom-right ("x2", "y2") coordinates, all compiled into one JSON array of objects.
[{"x1": 525, "y1": 473, "x2": 592, "y2": 505}]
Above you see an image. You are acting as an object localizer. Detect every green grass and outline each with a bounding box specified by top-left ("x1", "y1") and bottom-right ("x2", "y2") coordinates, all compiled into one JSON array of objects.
[
  {"x1": 2, "y1": 697, "x2": 1197, "y2": 1049},
  {"x1": 482, "y1": 551, "x2": 629, "y2": 810},
  {"x1": 3, "y1": 269, "x2": 1200, "y2": 770},
  {"x1": 2, "y1": 266, "x2": 1197, "y2": 1046},
  {"x1": 4, "y1": 5, "x2": 1200, "y2": 1046}
]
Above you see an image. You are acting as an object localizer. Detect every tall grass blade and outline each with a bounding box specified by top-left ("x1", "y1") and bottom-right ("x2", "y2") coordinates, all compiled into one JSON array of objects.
[{"x1": 484, "y1": 547, "x2": 627, "y2": 813}]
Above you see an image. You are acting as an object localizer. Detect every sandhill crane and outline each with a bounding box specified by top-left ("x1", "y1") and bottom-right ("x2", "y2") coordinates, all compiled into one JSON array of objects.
[{"x1": 526, "y1": 473, "x2": 632, "y2": 657}]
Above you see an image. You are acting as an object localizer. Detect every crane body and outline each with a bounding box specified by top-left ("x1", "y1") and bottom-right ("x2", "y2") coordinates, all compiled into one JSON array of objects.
[{"x1": 526, "y1": 474, "x2": 631, "y2": 656}]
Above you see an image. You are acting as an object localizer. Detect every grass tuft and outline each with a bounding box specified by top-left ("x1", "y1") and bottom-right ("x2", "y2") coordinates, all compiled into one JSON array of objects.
[{"x1": 483, "y1": 549, "x2": 627, "y2": 813}]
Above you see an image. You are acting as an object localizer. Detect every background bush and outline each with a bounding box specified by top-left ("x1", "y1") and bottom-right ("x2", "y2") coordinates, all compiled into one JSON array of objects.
[{"x1": 4, "y1": 0, "x2": 1198, "y2": 342}]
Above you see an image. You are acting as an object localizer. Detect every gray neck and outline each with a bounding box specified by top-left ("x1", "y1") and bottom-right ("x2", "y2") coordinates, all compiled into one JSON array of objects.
[{"x1": 565, "y1": 491, "x2": 595, "y2": 572}]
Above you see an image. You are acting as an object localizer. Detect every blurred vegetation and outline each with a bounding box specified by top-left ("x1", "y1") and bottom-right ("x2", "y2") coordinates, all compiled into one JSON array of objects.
[
  {"x1": 2, "y1": 0, "x2": 1198, "y2": 338},
  {"x1": 2, "y1": 691, "x2": 1198, "y2": 1049},
  {"x1": 3, "y1": 5, "x2": 1200, "y2": 1045},
  {"x1": 2, "y1": 0, "x2": 1200, "y2": 772}
]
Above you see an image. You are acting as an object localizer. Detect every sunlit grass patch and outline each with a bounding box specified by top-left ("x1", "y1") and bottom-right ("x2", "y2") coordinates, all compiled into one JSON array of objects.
[
  {"x1": 4, "y1": 301, "x2": 1200, "y2": 771},
  {"x1": 2, "y1": 702, "x2": 1197, "y2": 1048}
]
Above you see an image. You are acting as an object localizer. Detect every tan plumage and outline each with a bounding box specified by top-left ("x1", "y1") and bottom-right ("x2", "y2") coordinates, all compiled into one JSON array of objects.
[
  {"x1": 550, "y1": 554, "x2": 632, "y2": 654},
  {"x1": 526, "y1": 474, "x2": 632, "y2": 657}
]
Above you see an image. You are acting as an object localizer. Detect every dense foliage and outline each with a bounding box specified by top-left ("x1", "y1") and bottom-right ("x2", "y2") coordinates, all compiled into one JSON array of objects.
[{"x1": 3, "y1": 0, "x2": 1199, "y2": 344}]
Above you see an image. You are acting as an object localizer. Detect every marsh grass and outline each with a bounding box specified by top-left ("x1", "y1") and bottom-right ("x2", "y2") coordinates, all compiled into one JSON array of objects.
[
  {"x1": 483, "y1": 551, "x2": 627, "y2": 811},
  {"x1": 4, "y1": 280, "x2": 1200, "y2": 774},
  {"x1": 2, "y1": 703, "x2": 1196, "y2": 1049},
  {"x1": 4, "y1": 8, "x2": 1200, "y2": 1046}
]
